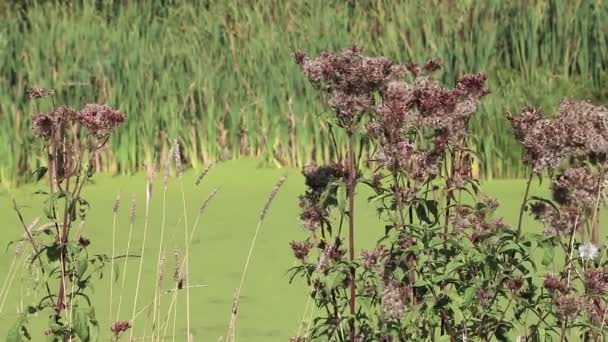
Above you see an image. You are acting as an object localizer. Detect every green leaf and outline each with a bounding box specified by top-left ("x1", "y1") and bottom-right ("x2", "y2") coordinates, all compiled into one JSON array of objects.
[
  {"x1": 73, "y1": 306, "x2": 90, "y2": 342},
  {"x1": 541, "y1": 246, "x2": 554, "y2": 267},
  {"x1": 6, "y1": 315, "x2": 30, "y2": 342},
  {"x1": 75, "y1": 252, "x2": 88, "y2": 278}
]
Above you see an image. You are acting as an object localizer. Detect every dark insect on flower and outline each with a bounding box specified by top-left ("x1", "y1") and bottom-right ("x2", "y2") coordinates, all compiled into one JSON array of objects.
[
  {"x1": 543, "y1": 274, "x2": 567, "y2": 293},
  {"x1": 477, "y1": 287, "x2": 491, "y2": 306},
  {"x1": 76, "y1": 104, "x2": 126, "y2": 137},
  {"x1": 422, "y1": 59, "x2": 441, "y2": 72},
  {"x1": 110, "y1": 320, "x2": 132, "y2": 335},
  {"x1": 302, "y1": 164, "x2": 346, "y2": 192},
  {"x1": 506, "y1": 277, "x2": 524, "y2": 293},
  {"x1": 290, "y1": 240, "x2": 313, "y2": 260},
  {"x1": 529, "y1": 201, "x2": 551, "y2": 221},
  {"x1": 28, "y1": 87, "x2": 55, "y2": 99},
  {"x1": 584, "y1": 268, "x2": 608, "y2": 293},
  {"x1": 78, "y1": 236, "x2": 91, "y2": 247},
  {"x1": 553, "y1": 294, "x2": 582, "y2": 320}
]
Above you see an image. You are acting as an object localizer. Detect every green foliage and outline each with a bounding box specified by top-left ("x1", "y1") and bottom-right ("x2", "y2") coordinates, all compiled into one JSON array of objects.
[{"x1": 0, "y1": 0, "x2": 607, "y2": 186}]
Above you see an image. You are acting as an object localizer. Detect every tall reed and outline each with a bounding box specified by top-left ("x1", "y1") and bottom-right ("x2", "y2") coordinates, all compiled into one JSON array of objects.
[{"x1": 0, "y1": 0, "x2": 606, "y2": 186}]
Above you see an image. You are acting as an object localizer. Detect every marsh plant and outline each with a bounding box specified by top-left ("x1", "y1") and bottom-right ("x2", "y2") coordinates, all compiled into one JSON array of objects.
[
  {"x1": 288, "y1": 47, "x2": 608, "y2": 341},
  {"x1": 8, "y1": 89, "x2": 125, "y2": 341}
]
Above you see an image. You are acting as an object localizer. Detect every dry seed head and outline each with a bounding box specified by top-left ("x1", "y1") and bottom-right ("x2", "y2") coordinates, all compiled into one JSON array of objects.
[
  {"x1": 231, "y1": 288, "x2": 239, "y2": 314},
  {"x1": 112, "y1": 193, "x2": 120, "y2": 213},
  {"x1": 129, "y1": 194, "x2": 136, "y2": 224},
  {"x1": 158, "y1": 251, "x2": 166, "y2": 283},
  {"x1": 163, "y1": 145, "x2": 173, "y2": 189},
  {"x1": 195, "y1": 163, "x2": 214, "y2": 186},
  {"x1": 173, "y1": 140, "x2": 183, "y2": 177},
  {"x1": 173, "y1": 249, "x2": 181, "y2": 282},
  {"x1": 146, "y1": 181, "x2": 153, "y2": 209},
  {"x1": 200, "y1": 187, "x2": 220, "y2": 213},
  {"x1": 260, "y1": 175, "x2": 287, "y2": 221}
]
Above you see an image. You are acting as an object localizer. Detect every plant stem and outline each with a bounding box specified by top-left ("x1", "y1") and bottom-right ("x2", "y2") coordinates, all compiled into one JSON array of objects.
[
  {"x1": 346, "y1": 132, "x2": 356, "y2": 342},
  {"x1": 516, "y1": 171, "x2": 534, "y2": 239}
]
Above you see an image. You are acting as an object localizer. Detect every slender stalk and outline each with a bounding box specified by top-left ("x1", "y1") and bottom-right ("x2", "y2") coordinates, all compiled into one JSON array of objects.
[
  {"x1": 116, "y1": 194, "x2": 137, "y2": 321},
  {"x1": 152, "y1": 186, "x2": 168, "y2": 340},
  {"x1": 129, "y1": 181, "x2": 153, "y2": 340},
  {"x1": 179, "y1": 177, "x2": 192, "y2": 341},
  {"x1": 346, "y1": 132, "x2": 356, "y2": 342},
  {"x1": 109, "y1": 193, "x2": 120, "y2": 322},
  {"x1": 516, "y1": 171, "x2": 534, "y2": 239},
  {"x1": 227, "y1": 176, "x2": 286, "y2": 341}
]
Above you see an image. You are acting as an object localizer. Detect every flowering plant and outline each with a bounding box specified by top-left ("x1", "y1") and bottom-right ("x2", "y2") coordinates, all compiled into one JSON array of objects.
[
  {"x1": 289, "y1": 47, "x2": 608, "y2": 341},
  {"x1": 8, "y1": 88, "x2": 125, "y2": 341}
]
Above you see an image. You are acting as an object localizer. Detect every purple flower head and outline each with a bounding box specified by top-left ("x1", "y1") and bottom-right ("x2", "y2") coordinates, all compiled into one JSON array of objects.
[
  {"x1": 76, "y1": 104, "x2": 126, "y2": 137},
  {"x1": 110, "y1": 320, "x2": 132, "y2": 335},
  {"x1": 381, "y1": 281, "x2": 409, "y2": 321}
]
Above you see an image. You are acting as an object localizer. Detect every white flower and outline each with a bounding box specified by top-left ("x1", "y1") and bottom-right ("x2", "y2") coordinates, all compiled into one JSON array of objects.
[{"x1": 578, "y1": 242, "x2": 599, "y2": 260}]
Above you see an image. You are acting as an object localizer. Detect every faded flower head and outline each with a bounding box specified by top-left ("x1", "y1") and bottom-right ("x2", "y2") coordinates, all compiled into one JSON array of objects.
[
  {"x1": 543, "y1": 274, "x2": 567, "y2": 293},
  {"x1": 76, "y1": 104, "x2": 126, "y2": 137},
  {"x1": 31, "y1": 106, "x2": 77, "y2": 139},
  {"x1": 290, "y1": 240, "x2": 314, "y2": 261},
  {"x1": 578, "y1": 242, "x2": 600, "y2": 261},
  {"x1": 110, "y1": 320, "x2": 132, "y2": 335},
  {"x1": 552, "y1": 167, "x2": 603, "y2": 210},
  {"x1": 360, "y1": 246, "x2": 387, "y2": 269},
  {"x1": 28, "y1": 87, "x2": 55, "y2": 99},
  {"x1": 294, "y1": 47, "x2": 403, "y2": 130},
  {"x1": 509, "y1": 100, "x2": 608, "y2": 172},
  {"x1": 381, "y1": 281, "x2": 409, "y2": 322},
  {"x1": 506, "y1": 276, "x2": 525, "y2": 293},
  {"x1": 553, "y1": 294, "x2": 583, "y2": 321},
  {"x1": 584, "y1": 268, "x2": 608, "y2": 293},
  {"x1": 299, "y1": 198, "x2": 326, "y2": 231}
]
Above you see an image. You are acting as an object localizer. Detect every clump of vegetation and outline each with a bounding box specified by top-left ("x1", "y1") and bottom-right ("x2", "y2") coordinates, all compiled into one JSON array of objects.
[
  {"x1": 9, "y1": 89, "x2": 125, "y2": 340},
  {"x1": 288, "y1": 47, "x2": 608, "y2": 341}
]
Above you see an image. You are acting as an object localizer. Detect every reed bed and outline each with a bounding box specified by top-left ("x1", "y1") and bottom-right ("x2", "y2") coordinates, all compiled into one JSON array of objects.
[{"x1": 0, "y1": 0, "x2": 606, "y2": 186}]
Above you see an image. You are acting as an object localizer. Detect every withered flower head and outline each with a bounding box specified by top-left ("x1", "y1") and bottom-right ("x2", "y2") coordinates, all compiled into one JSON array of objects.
[
  {"x1": 299, "y1": 198, "x2": 326, "y2": 231},
  {"x1": 381, "y1": 281, "x2": 409, "y2": 322},
  {"x1": 290, "y1": 240, "x2": 314, "y2": 261},
  {"x1": 110, "y1": 321, "x2": 132, "y2": 335},
  {"x1": 31, "y1": 106, "x2": 77, "y2": 139},
  {"x1": 360, "y1": 246, "x2": 387, "y2": 269},
  {"x1": 506, "y1": 276, "x2": 525, "y2": 293},
  {"x1": 551, "y1": 167, "x2": 602, "y2": 210},
  {"x1": 584, "y1": 268, "x2": 608, "y2": 293},
  {"x1": 553, "y1": 294, "x2": 583, "y2": 320},
  {"x1": 31, "y1": 112, "x2": 58, "y2": 138},
  {"x1": 76, "y1": 104, "x2": 126, "y2": 137},
  {"x1": 294, "y1": 47, "x2": 402, "y2": 130},
  {"x1": 543, "y1": 274, "x2": 567, "y2": 293},
  {"x1": 28, "y1": 87, "x2": 55, "y2": 99},
  {"x1": 456, "y1": 73, "x2": 490, "y2": 97}
]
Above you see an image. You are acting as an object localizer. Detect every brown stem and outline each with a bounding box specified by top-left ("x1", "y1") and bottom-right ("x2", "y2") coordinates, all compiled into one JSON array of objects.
[{"x1": 346, "y1": 132, "x2": 356, "y2": 342}]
